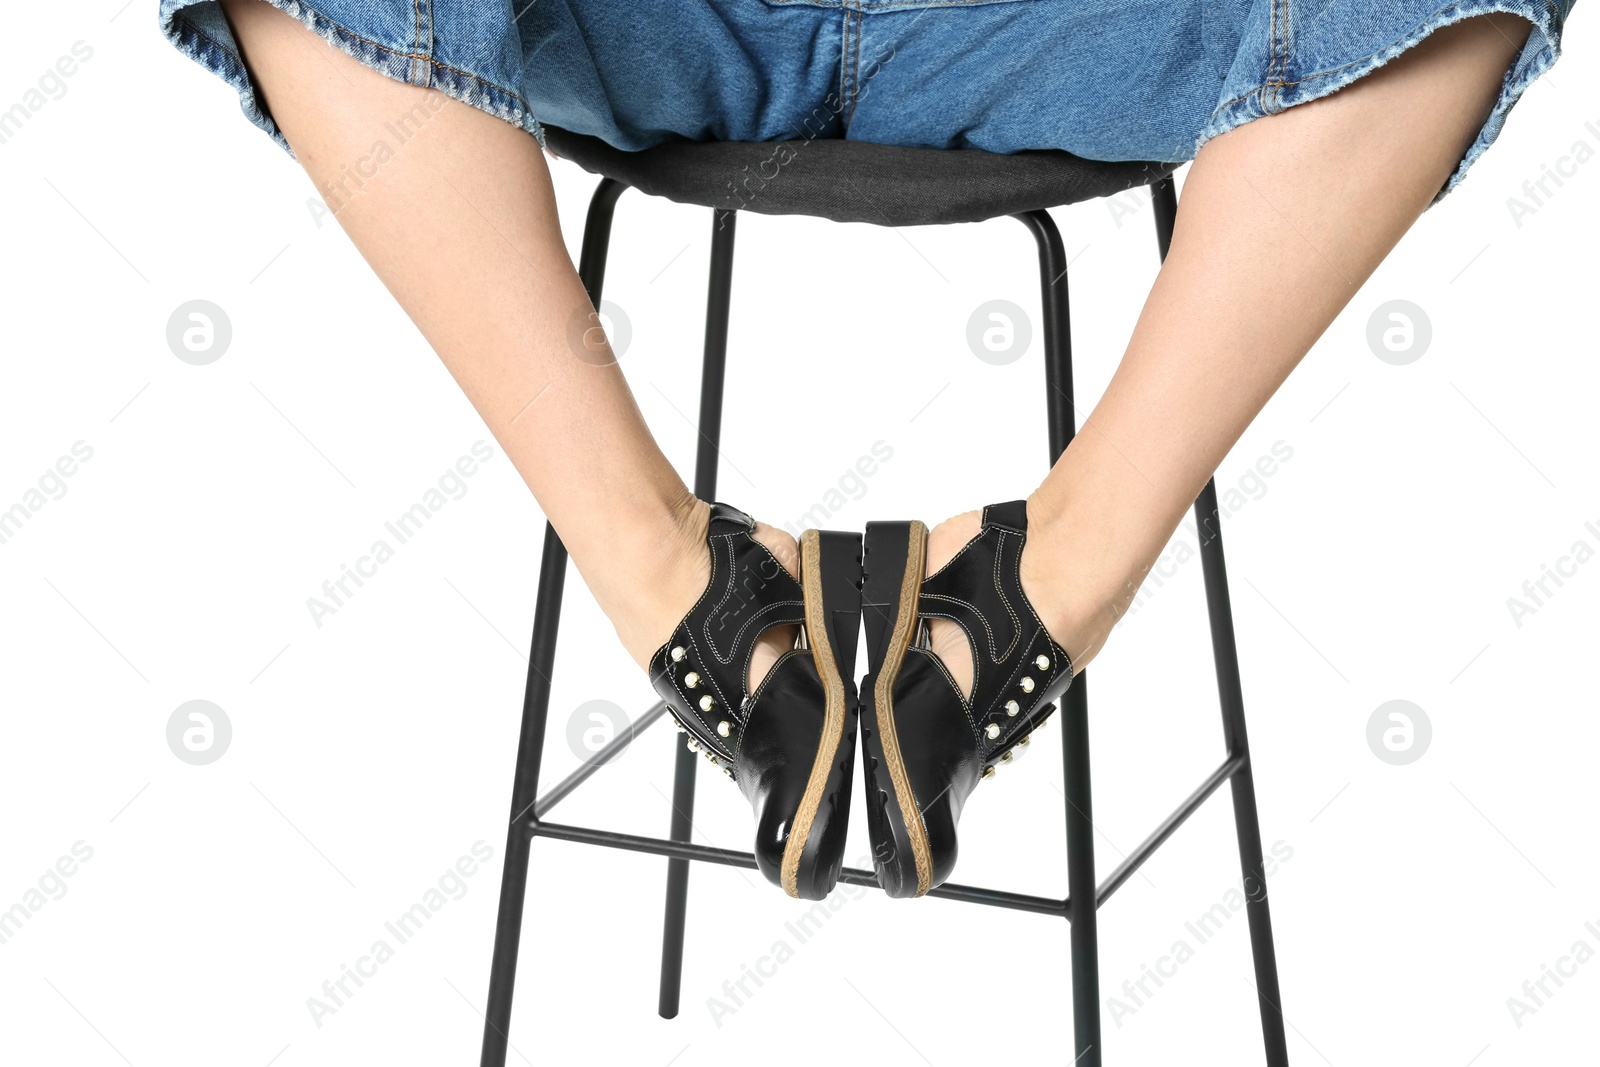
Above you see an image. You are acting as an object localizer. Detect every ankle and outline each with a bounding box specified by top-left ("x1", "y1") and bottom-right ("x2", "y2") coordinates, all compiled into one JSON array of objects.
[
  {"x1": 572, "y1": 492, "x2": 712, "y2": 670},
  {"x1": 594, "y1": 488, "x2": 708, "y2": 578},
  {"x1": 662, "y1": 487, "x2": 710, "y2": 549},
  {"x1": 575, "y1": 493, "x2": 800, "y2": 678},
  {"x1": 1019, "y1": 494, "x2": 1135, "y2": 675}
]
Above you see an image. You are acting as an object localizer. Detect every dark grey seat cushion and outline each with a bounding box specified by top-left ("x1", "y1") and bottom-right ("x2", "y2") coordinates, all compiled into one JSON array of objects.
[{"x1": 542, "y1": 126, "x2": 1176, "y2": 227}]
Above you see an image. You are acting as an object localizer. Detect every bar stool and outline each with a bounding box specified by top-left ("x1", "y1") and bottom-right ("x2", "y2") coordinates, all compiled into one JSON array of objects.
[{"x1": 479, "y1": 126, "x2": 1292, "y2": 1067}]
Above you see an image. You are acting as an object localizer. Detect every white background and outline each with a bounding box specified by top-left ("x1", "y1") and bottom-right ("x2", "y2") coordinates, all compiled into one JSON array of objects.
[{"x1": 2, "y1": 4, "x2": 1597, "y2": 1066}]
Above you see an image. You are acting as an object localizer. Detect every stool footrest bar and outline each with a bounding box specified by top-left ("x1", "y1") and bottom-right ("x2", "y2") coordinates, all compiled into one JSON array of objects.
[
  {"x1": 1094, "y1": 753, "x2": 1248, "y2": 908},
  {"x1": 531, "y1": 821, "x2": 1068, "y2": 916}
]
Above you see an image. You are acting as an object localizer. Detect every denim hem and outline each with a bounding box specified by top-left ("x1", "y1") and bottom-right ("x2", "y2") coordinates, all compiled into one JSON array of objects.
[
  {"x1": 159, "y1": 0, "x2": 545, "y2": 160},
  {"x1": 1194, "y1": 0, "x2": 1565, "y2": 207}
]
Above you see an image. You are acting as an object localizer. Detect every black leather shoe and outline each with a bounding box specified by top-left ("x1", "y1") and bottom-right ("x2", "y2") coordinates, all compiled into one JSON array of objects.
[
  {"x1": 648, "y1": 504, "x2": 863, "y2": 900},
  {"x1": 859, "y1": 501, "x2": 1073, "y2": 898}
]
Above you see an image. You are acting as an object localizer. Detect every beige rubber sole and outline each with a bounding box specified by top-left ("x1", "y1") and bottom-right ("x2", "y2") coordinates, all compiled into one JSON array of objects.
[
  {"x1": 871, "y1": 520, "x2": 934, "y2": 898},
  {"x1": 780, "y1": 529, "x2": 851, "y2": 899}
]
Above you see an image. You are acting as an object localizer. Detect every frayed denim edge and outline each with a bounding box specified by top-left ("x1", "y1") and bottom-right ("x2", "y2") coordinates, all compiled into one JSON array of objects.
[
  {"x1": 159, "y1": 0, "x2": 545, "y2": 160},
  {"x1": 1194, "y1": 0, "x2": 1562, "y2": 207}
]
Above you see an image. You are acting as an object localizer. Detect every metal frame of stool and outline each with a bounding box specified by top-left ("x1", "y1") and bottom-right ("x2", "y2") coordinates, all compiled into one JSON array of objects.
[{"x1": 479, "y1": 173, "x2": 1291, "y2": 1067}]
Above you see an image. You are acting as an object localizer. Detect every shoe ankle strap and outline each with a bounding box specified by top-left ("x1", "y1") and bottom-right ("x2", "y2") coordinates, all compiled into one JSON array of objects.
[{"x1": 981, "y1": 499, "x2": 1028, "y2": 533}]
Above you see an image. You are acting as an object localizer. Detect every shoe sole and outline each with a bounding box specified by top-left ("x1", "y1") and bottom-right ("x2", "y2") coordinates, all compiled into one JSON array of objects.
[
  {"x1": 781, "y1": 529, "x2": 862, "y2": 900},
  {"x1": 861, "y1": 519, "x2": 933, "y2": 899}
]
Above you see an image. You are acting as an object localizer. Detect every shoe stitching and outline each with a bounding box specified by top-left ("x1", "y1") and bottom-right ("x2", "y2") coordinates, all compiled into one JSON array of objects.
[
  {"x1": 733, "y1": 647, "x2": 811, "y2": 765},
  {"x1": 649, "y1": 531, "x2": 739, "y2": 759},
  {"x1": 906, "y1": 647, "x2": 981, "y2": 738},
  {"x1": 979, "y1": 536, "x2": 1074, "y2": 752},
  {"x1": 680, "y1": 589, "x2": 756, "y2": 754},
  {"x1": 670, "y1": 629, "x2": 739, "y2": 760},
  {"x1": 968, "y1": 527, "x2": 1072, "y2": 754},
  {"x1": 908, "y1": 607, "x2": 980, "y2": 709},
  {"x1": 703, "y1": 535, "x2": 744, "y2": 659},
  {"x1": 702, "y1": 534, "x2": 805, "y2": 666},
  {"x1": 982, "y1": 628, "x2": 1058, "y2": 754},
  {"x1": 655, "y1": 525, "x2": 810, "y2": 762},
  {"x1": 706, "y1": 598, "x2": 806, "y2": 668},
  {"x1": 978, "y1": 626, "x2": 1041, "y2": 748},
  {"x1": 656, "y1": 530, "x2": 727, "y2": 660},
  {"x1": 1008, "y1": 528, "x2": 1074, "y2": 677},
  {"x1": 915, "y1": 524, "x2": 1034, "y2": 714},
  {"x1": 918, "y1": 528, "x2": 1020, "y2": 664},
  {"x1": 922, "y1": 534, "x2": 982, "y2": 583},
  {"x1": 989, "y1": 530, "x2": 1022, "y2": 662},
  {"x1": 659, "y1": 671, "x2": 736, "y2": 762},
  {"x1": 919, "y1": 594, "x2": 997, "y2": 659}
]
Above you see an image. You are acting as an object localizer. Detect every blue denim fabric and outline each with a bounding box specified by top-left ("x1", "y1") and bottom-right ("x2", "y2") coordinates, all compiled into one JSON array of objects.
[{"x1": 160, "y1": 0, "x2": 1575, "y2": 202}]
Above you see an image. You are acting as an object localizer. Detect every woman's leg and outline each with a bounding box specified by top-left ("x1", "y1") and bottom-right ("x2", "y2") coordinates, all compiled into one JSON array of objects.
[
  {"x1": 219, "y1": 0, "x2": 795, "y2": 676},
  {"x1": 929, "y1": 12, "x2": 1534, "y2": 687}
]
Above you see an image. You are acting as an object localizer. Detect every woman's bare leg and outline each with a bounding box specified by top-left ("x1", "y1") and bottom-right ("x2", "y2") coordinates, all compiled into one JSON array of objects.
[
  {"x1": 220, "y1": 0, "x2": 795, "y2": 677},
  {"x1": 929, "y1": 12, "x2": 1534, "y2": 688}
]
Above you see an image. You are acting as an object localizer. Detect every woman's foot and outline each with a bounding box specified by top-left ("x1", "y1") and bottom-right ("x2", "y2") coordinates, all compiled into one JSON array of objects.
[
  {"x1": 859, "y1": 505, "x2": 1070, "y2": 897},
  {"x1": 923, "y1": 501, "x2": 1121, "y2": 696},
  {"x1": 585, "y1": 496, "x2": 799, "y2": 690},
  {"x1": 647, "y1": 509, "x2": 864, "y2": 899}
]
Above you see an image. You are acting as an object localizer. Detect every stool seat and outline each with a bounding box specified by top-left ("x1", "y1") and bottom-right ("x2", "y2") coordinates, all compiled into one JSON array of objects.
[{"x1": 542, "y1": 126, "x2": 1177, "y2": 227}]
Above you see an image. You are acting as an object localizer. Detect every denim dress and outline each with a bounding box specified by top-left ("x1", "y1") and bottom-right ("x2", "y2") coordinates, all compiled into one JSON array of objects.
[{"x1": 160, "y1": 0, "x2": 1574, "y2": 203}]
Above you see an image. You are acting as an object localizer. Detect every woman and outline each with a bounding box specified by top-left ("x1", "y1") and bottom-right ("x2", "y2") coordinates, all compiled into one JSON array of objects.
[{"x1": 159, "y1": 0, "x2": 1573, "y2": 900}]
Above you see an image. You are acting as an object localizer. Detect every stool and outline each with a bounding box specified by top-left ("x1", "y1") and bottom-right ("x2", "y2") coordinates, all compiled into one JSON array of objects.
[{"x1": 479, "y1": 127, "x2": 1291, "y2": 1067}]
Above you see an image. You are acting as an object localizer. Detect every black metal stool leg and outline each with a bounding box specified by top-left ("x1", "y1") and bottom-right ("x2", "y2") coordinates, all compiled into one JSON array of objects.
[
  {"x1": 1062, "y1": 689, "x2": 1100, "y2": 1067},
  {"x1": 1152, "y1": 175, "x2": 1290, "y2": 1066},
  {"x1": 1015, "y1": 207, "x2": 1102, "y2": 1067},
  {"x1": 1196, "y1": 482, "x2": 1291, "y2": 1066},
  {"x1": 658, "y1": 207, "x2": 739, "y2": 1019},
  {"x1": 480, "y1": 177, "x2": 627, "y2": 1067}
]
